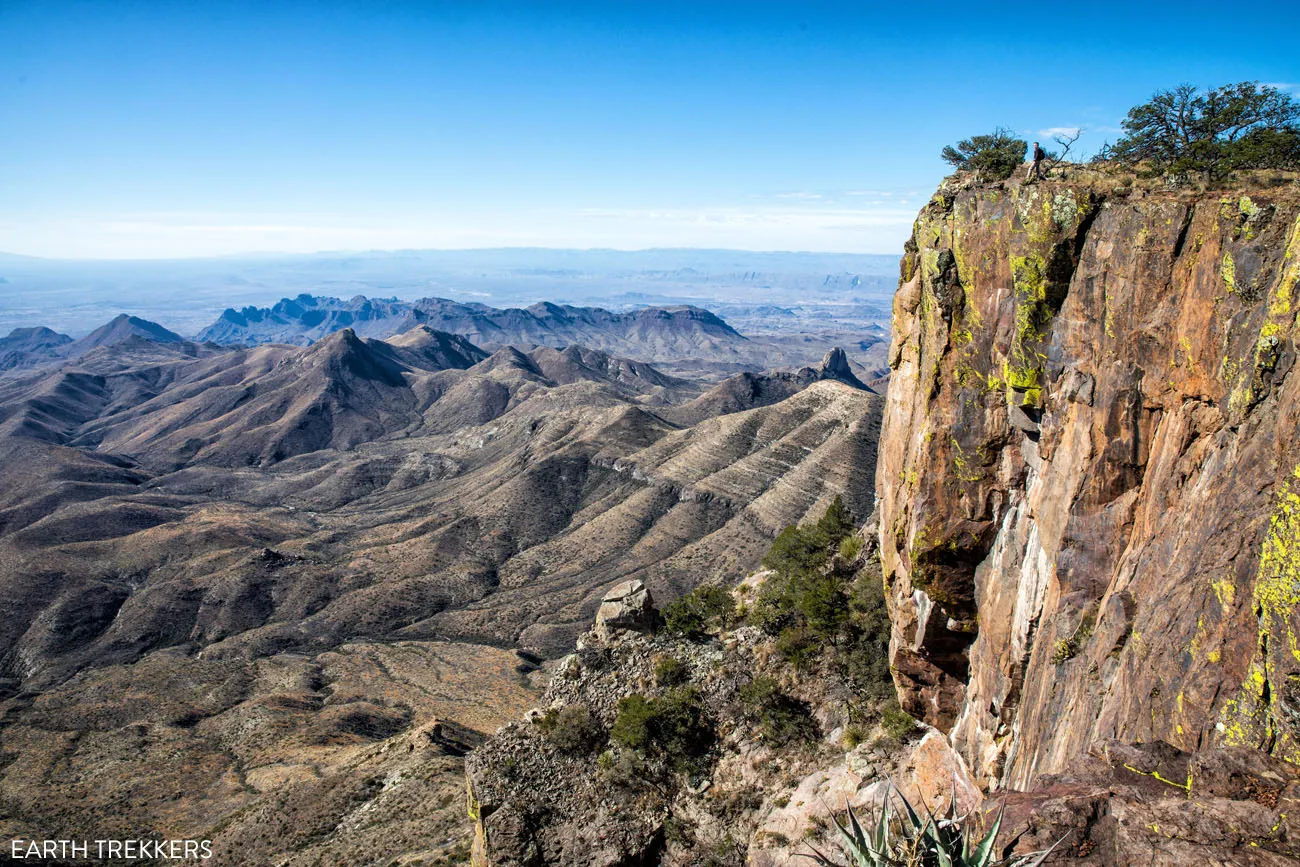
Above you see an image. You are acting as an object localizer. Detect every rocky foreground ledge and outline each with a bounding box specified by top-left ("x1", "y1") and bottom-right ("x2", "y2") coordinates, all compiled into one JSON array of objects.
[{"x1": 469, "y1": 571, "x2": 1300, "y2": 865}]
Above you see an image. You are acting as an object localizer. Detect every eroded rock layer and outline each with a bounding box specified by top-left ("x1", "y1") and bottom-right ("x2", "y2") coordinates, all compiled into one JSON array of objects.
[{"x1": 877, "y1": 175, "x2": 1300, "y2": 790}]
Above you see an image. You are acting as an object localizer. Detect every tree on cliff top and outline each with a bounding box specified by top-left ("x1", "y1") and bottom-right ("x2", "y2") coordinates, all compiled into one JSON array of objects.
[
  {"x1": 940, "y1": 128, "x2": 1027, "y2": 181},
  {"x1": 1101, "y1": 81, "x2": 1300, "y2": 181}
]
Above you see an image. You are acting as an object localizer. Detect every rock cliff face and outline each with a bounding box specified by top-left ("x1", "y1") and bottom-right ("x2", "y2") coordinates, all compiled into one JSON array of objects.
[{"x1": 878, "y1": 174, "x2": 1300, "y2": 791}]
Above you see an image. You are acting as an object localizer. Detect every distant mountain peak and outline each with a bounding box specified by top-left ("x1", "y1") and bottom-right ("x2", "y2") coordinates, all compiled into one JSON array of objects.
[
  {"x1": 3, "y1": 325, "x2": 71, "y2": 345},
  {"x1": 816, "y1": 346, "x2": 871, "y2": 391},
  {"x1": 74, "y1": 315, "x2": 184, "y2": 352}
]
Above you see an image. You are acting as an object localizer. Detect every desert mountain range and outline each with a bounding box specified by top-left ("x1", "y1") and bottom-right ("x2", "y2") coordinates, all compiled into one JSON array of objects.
[
  {"x1": 0, "y1": 309, "x2": 880, "y2": 862},
  {"x1": 1, "y1": 295, "x2": 892, "y2": 385}
]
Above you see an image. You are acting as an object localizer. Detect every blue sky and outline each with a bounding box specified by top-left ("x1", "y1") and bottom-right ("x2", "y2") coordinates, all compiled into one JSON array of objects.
[{"x1": 1, "y1": 0, "x2": 1296, "y2": 258}]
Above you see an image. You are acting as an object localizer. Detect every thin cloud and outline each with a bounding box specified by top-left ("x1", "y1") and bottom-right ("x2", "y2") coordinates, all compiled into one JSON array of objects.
[
  {"x1": 1, "y1": 204, "x2": 920, "y2": 258},
  {"x1": 1038, "y1": 126, "x2": 1081, "y2": 138}
]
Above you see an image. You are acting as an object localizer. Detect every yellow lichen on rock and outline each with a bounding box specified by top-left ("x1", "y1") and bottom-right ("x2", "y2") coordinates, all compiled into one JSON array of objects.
[{"x1": 1218, "y1": 464, "x2": 1300, "y2": 761}]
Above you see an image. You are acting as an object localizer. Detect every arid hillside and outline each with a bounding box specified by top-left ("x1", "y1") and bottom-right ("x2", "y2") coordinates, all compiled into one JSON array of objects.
[{"x1": 0, "y1": 324, "x2": 881, "y2": 863}]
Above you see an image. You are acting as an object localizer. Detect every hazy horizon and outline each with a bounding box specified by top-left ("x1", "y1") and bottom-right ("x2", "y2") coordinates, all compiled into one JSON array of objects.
[
  {"x1": 0, "y1": 246, "x2": 901, "y2": 338},
  {"x1": 5, "y1": 1, "x2": 1296, "y2": 259},
  {"x1": 0, "y1": 244, "x2": 904, "y2": 264}
]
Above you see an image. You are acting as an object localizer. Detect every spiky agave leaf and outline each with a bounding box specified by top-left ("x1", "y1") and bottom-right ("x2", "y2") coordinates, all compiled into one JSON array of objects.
[
  {"x1": 795, "y1": 841, "x2": 839, "y2": 867},
  {"x1": 806, "y1": 790, "x2": 1064, "y2": 867},
  {"x1": 819, "y1": 800, "x2": 891, "y2": 867},
  {"x1": 964, "y1": 803, "x2": 1005, "y2": 867},
  {"x1": 872, "y1": 797, "x2": 893, "y2": 859},
  {"x1": 919, "y1": 795, "x2": 962, "y2": 865},
  {"x1": 892, "y1": 783, "x2": 925, "y2": 834},
  {"x1": 1009, "y1": 834, "x2": 1067, "y2": 867},
  {"x1": 843, "y1": 801, "x2": 871, "y2": 855}
]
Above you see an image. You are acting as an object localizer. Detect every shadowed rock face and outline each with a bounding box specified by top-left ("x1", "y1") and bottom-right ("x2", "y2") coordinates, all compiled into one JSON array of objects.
[{"x1": 877, "y1": 175, "x2": 1300, "y2": 790}]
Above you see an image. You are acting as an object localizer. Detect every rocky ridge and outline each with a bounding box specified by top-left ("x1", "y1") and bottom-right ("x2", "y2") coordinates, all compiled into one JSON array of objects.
[
  {"x1": 0, "y1": 322, "x2": 881, "y2": 863},
  {"x1": 197, "y1": 295, "x2": 751, "y2": 362}
]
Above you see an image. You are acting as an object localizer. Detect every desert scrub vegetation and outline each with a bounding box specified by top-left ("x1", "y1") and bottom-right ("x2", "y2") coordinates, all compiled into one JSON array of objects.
[
  {"x1": 609, "y1": 685, "x2": 715, "y2": 773},
  {"x1": 535, "y1": 703, "x2": 605, "y2": 754},
  {"x1": 654, "y1": 654, "x2": 690, "y2": 687},
  {"x1": 1099, "y1": 81, "x2": 1300, "y2": 183},
  {"x1": 748, "y1": 497, "x2": 908, "y2": 733},
  {"x1": 738, "y1": 676, "x2": 818, "y2": 746},
  {"x1": 940, "y1": 128, "x2": 1028, "y2": 181},
  {"x1": 662, "y1": 583, "x2": 735, "y2": 638}
]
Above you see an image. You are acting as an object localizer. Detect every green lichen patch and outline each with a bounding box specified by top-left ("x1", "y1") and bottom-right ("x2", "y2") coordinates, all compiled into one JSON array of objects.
[
  {"x1": 1217, "y1": 463, "x2": 1300, "y2": 762},
  {"x1": 1003, "y1": 253, "x2": 1052, "y2": 406},
  {"x1": 1051, "y1": 605, "x2": 1099, "y2": 665},
  {"x1": 1222, "y1": 251, "x2": 1238, "y2": 293},
  {"x1": 1270, "y1": 214, "x2": 1300, "y2": 324},
  {"x1": 1256, "y1": 464, "x2": 1300, "y2": 664}
]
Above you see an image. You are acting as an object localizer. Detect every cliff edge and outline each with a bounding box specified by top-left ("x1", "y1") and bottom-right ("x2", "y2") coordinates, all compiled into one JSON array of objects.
[{"x1": 878, "y1": 172, "x2": 1300, "y2": 792}]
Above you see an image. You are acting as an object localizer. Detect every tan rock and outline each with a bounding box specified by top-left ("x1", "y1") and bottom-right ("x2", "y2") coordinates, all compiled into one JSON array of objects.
[{"x1": 593, "y1": 578, "x2": 656, "y2": 641}]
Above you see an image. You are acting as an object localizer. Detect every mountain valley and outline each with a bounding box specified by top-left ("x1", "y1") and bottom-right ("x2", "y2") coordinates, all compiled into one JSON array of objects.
[{"x1": 0, "y1": 310, "x2": 882, "y2": 863}]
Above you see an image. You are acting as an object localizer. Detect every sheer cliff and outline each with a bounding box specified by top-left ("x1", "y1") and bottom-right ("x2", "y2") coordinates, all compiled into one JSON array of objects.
[{"x1": 877, "y1": 173, "x2": 1300, "y2": 791}]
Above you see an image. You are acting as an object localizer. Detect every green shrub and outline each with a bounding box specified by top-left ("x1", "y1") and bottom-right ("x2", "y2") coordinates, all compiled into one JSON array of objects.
[
  {"x1": 595, "y1": 747, "x2": 647, "y2": 790},
  {"x1": 536, "y1": 704, "x2": 605, "y2": 754},
  {"x1": 739, "y1": 676, "x2": 818, "y2": 745},
  {"x1": 655, "y1": 655, "x2": 690, "y2": 687},
  {"x1": 754, "y1": 497, "x2": 859, "y2": 645},
  {"x1": 748, "y1": 498, "x2": 904, "y2": 730},
  {"x1": 609, "y1": 694, "x2": 655, "y2": 750},
  {"x1": 841, "y1": 570, "x2": 897, "y2": 706},
  {"x1": 609, "y1": 686, "x2": 714, "y2": 772},
  {"x1": 775, "y1": 624, "x2": 819, "y2": 671},
  {"x1": 662, "y1": 584, "x2": 735, "y2": 638},
  {"x1": 940, "y1": 128, "x2": 1028, "y2": 181},
  {"x1": 762, "y1": 496, "x2": 854, "y2": 577},
  {"x1": 838, "y1": 534, "x2": 864, "y2": 562},
  {"x1": 879, "y1": 702, "x2": 917, "y2": 742},
  {"x1": 816, "y1": 495, "x2": 856, "y2": 542}
]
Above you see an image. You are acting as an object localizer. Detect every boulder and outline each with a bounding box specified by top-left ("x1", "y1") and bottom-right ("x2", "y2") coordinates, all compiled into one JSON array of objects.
[{"x1": 593, "y1": 579, "x2": 656, "y2": 642}]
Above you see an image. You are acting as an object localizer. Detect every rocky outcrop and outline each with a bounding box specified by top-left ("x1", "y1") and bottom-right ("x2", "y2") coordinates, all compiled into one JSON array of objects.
[
  {"x1": 591, "y1": 579, "x2": 657, "y2": 643},
  {"x1": 466, "y1": 541, "x2": 926, "y2": 867},
  {"x1": 816, "y1": 346, "x2": 872, "y2": 391},
  {"x1": 877, "y1": 174, "x2": 1300, "y2": 794}
]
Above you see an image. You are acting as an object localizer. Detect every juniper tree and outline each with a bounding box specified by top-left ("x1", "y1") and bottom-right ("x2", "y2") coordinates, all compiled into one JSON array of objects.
[
  {"x1": 941, "y1": 128, "x2": 1028, "y2": 181},
  {"x1": 1101, "y1": 81, "x2": 1300, "y2": 181}
]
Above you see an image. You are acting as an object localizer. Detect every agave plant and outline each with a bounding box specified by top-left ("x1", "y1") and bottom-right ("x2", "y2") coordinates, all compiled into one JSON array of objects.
[{"x1": 800, "y1": 785, "x2": 1062, "y2": 867}]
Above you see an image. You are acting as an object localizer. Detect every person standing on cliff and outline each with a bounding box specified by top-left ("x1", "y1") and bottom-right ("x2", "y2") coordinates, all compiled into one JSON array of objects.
[{"x1": 1025, "y1": 141, "x2": 1047, "y2": 181}]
